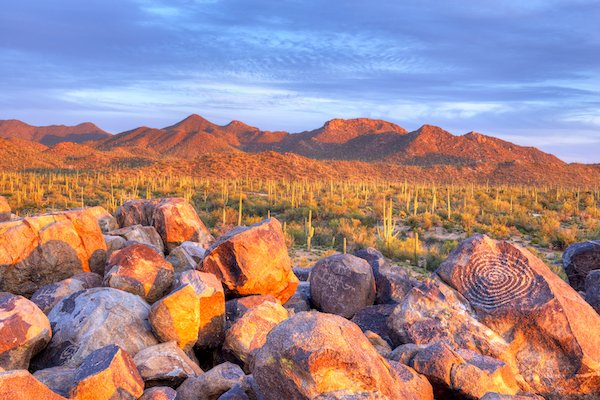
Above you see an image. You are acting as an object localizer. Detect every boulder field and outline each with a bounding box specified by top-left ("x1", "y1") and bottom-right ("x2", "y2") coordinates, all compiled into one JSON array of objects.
[{"x1": 2, "y1": 196, "x2": 600, "y2": 399}]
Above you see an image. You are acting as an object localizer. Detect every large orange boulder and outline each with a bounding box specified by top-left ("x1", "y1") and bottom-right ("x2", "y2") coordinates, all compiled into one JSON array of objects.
[
  {"x1": 32, "y1": 287, "x2": 159, "y2": 370},
  {"x1": 223, "y1": 302, "x2": 288, "y2": 371},
  {"x1": 117, "y1": 198, "x2": 214, "y2": 253},
  {"x1": 387, "y1": 278, "x2": 508, "y2": 360},
  {"x1": 252, "y1": 311, "x2": 420, "y2": 400},
  {"x1": 0, "y1": 209, "x2": 107, "y2": 297},
  {"x1": 71, "y1": 206, "x2": 116, "y2": 233},
  {"x1": 103, "y1": 243, "x2": 174, "y2": 304},
  {"x1": 0, "y1": 195, "x2": 10, "y2": 222},
  {"x1": 0, "y1": 369, "x2": 68, "y2": 400},
  {"x1": 200, "y1": 218, "x2": 298, "y2": 303},
  {"x1": 0, "y1": 295, "x2": 51, "y2": 370},
  {"x1": 436, "y1": 234, "x2": 600, "y2": 397},
  {"x1": 175, "y1": 270, "x2": 226, "y2": 348},
  {"x1": 69, "y1": 344, "x2": 144, "y2": 400}
]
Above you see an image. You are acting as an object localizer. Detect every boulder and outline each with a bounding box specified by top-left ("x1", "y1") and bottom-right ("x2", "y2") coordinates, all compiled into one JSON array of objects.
[
  {"x1": 69, "y1": 344, "x2": 144, "y2": 400},
  {"x1": 350, "y1": 304, "x2": 396, "y2": 340},
  {"x1": 292, "y1": 267, "x2": 312, "y2": 281},
  {"x1": 252, "y1": 311, "x2": 420, "y2": 400},
  {"x1": 412, "y1": 342, "x2": 519, "y2": 400},
  {"x1": 354, "y1": 247, "x2": 388, "y2": 278},
  {"x1": 117, "y1": 198, "x2": 214, "y2": 253},
  {"x1": 223, "y1": 302, "x2": 288, "y2": 371},
  {"x1": 106, "y1": 224, "x2": 165, "y2": 255},
  {"x1": 387, "y1": 360, "x2": 434, "y2": 400},
  {"x1": 436, "y1": 234, "x2": 600, "y2": 397},
  {"x1": 479, "y1": 393, "x2": 544, "y2": 400},
  {"x1": 0, "y1": 295, "x2": 51, "y2": 370},
  {"x1": 30, "y1": 272, "x2": 103, "y2": 315},
  {"x1": 176, "y1": 361, "x2": 247, "y2": 400},
  {"x1": 0, "y1": 195, "x2": 10, "y2": 222},
  {"x1": 563, "y1": 240, "x2": 600, "y2": 291},
  {"x1": 139, "y1": 386, "x2": 178, "y2": 400},
  {"x1": 387, "y1": 278, "x2": 509, "y2": 358},
  {"x1": 364, "y1": 330, "x2": 392, "y2": 356},
  {"x1": 167, "y1": 241, "x2": 206, "y2": 278},
  {"x1": 71, "y1": 206, "x2": 117, "y2": 233},
  {"x1": 104, "y1": 234, "x2": 126, "y2": 260},
  {"x1": 149, "y1": 284, "x2": 201, "y2": 353},
  {"x1": 33, "y1": 366, "x2": 76, "y2": 397},
  {"x1": 219, "y1": 383, "x2": 249, "y2": 400},
  {"x1": 0, "y1": 209, "x2": 107, "y2": 297},
  {"x1": 133, "y1": 341, "x2": 203, "y2": 388},
  {"x1": 384, "y1": 343, "x2": 425, "y2": 365},
  {"x1": 200, "y1": 218, "x2": 298, "y2": 303},
  {"x1": 375, "y1": 266, "x2": 413, "y2": 305},
  {"x1": 225, "y1": 294, "x2": 281, "y2": 331},
  {"x1": 103, "y1": 244, "x2": 174, "y2": 304},
  {"x1": 585, "y1": 269, "x2": 600, "y2": 313},
  {"x1": 246, "y1": 374, "x2": 266, "y2": 400},
  {"x1": 309, "y1": 254, "x2": 376, "y2": 319},
  {"x1": 31, "y1": 287, "x2": 159, "y2": 370},
  {"x1": 175, "y1": 270, "x2": 226, "y2": 348},
  {"x1": 0, "y1": 369, "x2": 68, "y2": 400}
]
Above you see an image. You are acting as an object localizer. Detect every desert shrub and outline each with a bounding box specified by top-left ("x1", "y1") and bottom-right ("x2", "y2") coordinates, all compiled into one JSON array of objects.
[{"x1": 377, "y1": 236, "x2": 421, "y2": 263}]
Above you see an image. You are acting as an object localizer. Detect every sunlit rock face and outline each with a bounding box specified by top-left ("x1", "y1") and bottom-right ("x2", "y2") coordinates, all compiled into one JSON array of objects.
[
  {"x1": 116, "y1": 198, "x2": 214, "y2": 253},
  {"x1": 199, "y1": 218, "x2": 298, "y2": 303},
  {"x1": 432, "y1": 234, "x2": 600, "y2": 398},
  {"x1": 0, "y1": 209, "x2": 107, "y2": 298}
]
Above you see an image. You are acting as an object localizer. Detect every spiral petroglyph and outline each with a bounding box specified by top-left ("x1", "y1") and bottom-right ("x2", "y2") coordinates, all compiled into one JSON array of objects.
[{"x1": 459, "y1": 249, "x2": 537, "y2": 313}]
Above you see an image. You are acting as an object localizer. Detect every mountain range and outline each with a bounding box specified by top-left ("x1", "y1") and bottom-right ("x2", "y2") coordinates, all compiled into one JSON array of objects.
[{"x1": 0, "y1": 114, "x2": 562, "y2": 166}]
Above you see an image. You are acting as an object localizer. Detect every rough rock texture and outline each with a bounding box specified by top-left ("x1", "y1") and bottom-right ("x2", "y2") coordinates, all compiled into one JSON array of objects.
[
  {"x1": 310, "y1": 254, "x2": 376, "y2": 319},
  {"x1": 292, "y1": 267, "x2": 312, "y2": 281},
  {"x1": 479, "y1": 393, "x2": 544, "y2": 400},
  {"x1": 175, "y1": 270, "x2": 226, "y2": 348},
  {"x1": 0, "y1": 369, "x2": 68, "y2": 400},
  {"x1": 106, "y1": 225, "x2": 165, "y2": 255},
  {"x1": 436, "y1": 234, "x2": 600, "y2": 397},
  {"x1": 246, "y1": 374, "x2": 266, "y2": 400},
  {"x1": 32, "y1": 287, "x2": 159, "y2": 370},
  {"x1": 282, "y1": 281, "x2": 311, "y2": 315},
  {"x1": 223, "y1": 302, "x2": 288, "y2": 370},
  {"x1": 387, "y1": 278, "x2": 509, "y2": 358},
  {"x1": 563, "y1": 240, "x2": 600, "y2": 291},
  {"x1": 149, "y1": 284, "x2": 201, "y2": 353},
  {"x1": 388, "y1": 360, "x2": 434, "y2": 400},
  {"x1": 176, "y1": 361, "x2": 247, "y2": 400},
  {"x1": 0, "y1": 295, "x2": 51, "y2": 370},
  {"x1": 104, "y1": 234, "x2": 127, "y2": 260},
  {"x1": 33, "y1": 366, "x2": 76, "y2": 397},
  {"x1": 364, "y1": 330, "x2": 392, "y2": 356},
  {"x1": 585, "y1": 270, "x2": 600, "y2": 313},
  {"x1": 219, "y1": 383, "x2": 249, "y2": 400},
  {"x1": 200, "y1": 218, "x2": 298, "y2": 303},
  {"x1": 69, "y1": 344, "x2": 144, "y2": 400},
  {"x1": 354, "y1": 247, "x2": 388, "y2": 278},
  {"x1": 350, "y1": 304, "x2": 396, "y2": 340},
  {"x1": 252, "y1": 311, "x2": 420, "y2": 400},
  {"x1": 375, "y1": 266, "x2": 414, "y2": 305},
  {"x1": 225, "y1": 294, "x2": 281, "y2": 331},
  {"x1": 0, "y1": 209, "x2": 107, "y2": 297},
  {"x1": 0, "y1": 195, "x2": 10, "y2": 222},
  {"x1": 412, "y1": 342, "x2": 519, "y2": 400},
  {"x1": 139, "y1": 386, "x2": 178, "y2": 400},
  {"x1": 166, "y1": 241, "x2": 206, "y2": 278},
  {"x1": 384, "y1": 343, "x2": 425, "y2": 365},
  {"x1": 30, "y1": 272, "x2": 103, "y2": 315},
  {"x1": 133, "y1": 341, "x2": 203, "y2": 389},
  {"x1": 72, "y1": 206, "x2": 116, "y2": 233},
  {"x1": 117, "y1": 198, "x2": 214, "y2": 253},
  {"x1": 103, "y1": 243, "x2": 174, "y2": 304}
]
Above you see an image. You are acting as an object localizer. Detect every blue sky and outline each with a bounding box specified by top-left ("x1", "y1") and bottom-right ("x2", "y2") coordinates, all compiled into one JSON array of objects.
[{"x1": 1, "y1": 0, "x2": 599, "y2": 162}]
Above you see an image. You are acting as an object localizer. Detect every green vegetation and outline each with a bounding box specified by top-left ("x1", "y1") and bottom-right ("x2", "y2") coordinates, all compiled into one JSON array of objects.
[{"x1": 1, "y1": 169, "x2": 597, "y2": 280}]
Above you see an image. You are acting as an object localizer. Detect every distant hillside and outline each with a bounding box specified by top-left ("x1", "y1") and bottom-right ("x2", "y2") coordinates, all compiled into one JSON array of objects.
[
  {"x1": 0, "y1": 120, "x2": 110, "y2": 145},
  {"x1": 87, "y1": 115, "x2": 562, "y2": 167}
]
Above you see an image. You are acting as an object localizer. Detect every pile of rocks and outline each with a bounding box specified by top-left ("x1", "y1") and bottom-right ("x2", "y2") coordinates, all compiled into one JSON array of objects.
[{"x1": 2, "y1": 195, "x2": 600, "y2": 399}]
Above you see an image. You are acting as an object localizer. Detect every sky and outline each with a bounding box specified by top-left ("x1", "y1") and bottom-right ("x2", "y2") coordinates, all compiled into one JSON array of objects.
[{"x1": 1, "y1": 0, "x2": 599, "y2": 163}]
